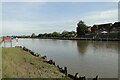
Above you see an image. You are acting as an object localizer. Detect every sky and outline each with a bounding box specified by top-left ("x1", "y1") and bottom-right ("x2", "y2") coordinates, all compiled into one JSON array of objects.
[{"x1": 1, "y1": 2, "x2": 118, "y2": 36}]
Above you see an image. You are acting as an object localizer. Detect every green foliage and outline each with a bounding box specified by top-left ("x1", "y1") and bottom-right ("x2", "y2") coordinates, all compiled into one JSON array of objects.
[
  {"x1": 38, "y1": 34, "x2": 43, "y2": 37},
  {"x1": 37, "y1": 31, "x2": 76, "y2": 38},
  {"x1": 31, "y1": 33, "x2": 36, "y2": 38},
  {"x1": 52, "y1": 32, "x2": 59, "y2": 37},
  {"x1": 77, "y1": 20, "x2": 88, "y2": 36},
  {"x1": 62, "y1": 30, "x2": 69, "y2": 36},
  {"x1": 71, "y1": 31, "x2": 76, "y2": 34}
]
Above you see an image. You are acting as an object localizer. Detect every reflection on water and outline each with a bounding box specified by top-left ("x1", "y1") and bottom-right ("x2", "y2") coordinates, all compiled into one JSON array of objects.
[
  {"x1": 1, "y1": 39, "x2": 118, "y2": 78},
  {"x1": 77, "y1": 40, "x2": 89, "y2": 55},
  {"x1": 92, "y1": 41, "x2": 118, "y2": 51},
  {"x1": 77, "y1": 40, "x2": 118, "y2": 55}
]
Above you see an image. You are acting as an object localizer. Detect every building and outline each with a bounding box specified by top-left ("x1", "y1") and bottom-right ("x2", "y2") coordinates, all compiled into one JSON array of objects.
[
  {"x1": 76, "y1": 22, "x2": 120, "y2": 38},
  {"x1": 110, "y1": 22, "x2": 120, "y2": 33},
  {"x1": 91, "y1": 23, "x2": 112, "y2": 34},
  {"x1": 91, "y1": 25, "x2": 98, "y2": 33},
  {"x1": 87, "y1": 26, "x2": 92, "y2": 32}
]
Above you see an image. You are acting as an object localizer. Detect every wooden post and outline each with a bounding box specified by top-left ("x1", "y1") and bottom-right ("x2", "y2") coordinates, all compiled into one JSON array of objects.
[
  {"x1": 10, "y1": 38, "x2": 12, "y2": 47},
  {"x1": 95, "y1": 76, "x2": 98, "y2": 80},
  {"x1": 64, "y1": 67, "x2": 67, "y2": 77},
  {"x1": 93, "y1": 76, "x2": 98, "y2": 80},
  {"x1": 75, "y1": 73, "x2": 80, "y2": 78},
  {"x1": 4, "y1": 39, "x2": 5, "y2": 47}
]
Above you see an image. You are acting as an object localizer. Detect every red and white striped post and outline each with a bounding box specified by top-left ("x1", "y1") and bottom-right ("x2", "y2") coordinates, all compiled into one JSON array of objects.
[{"x1": 16, "y1": 37, "x2": 19, "y2": 46}]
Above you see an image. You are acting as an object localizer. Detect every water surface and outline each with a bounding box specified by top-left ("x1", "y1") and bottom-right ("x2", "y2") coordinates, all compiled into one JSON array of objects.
[{"x1": 1, "y1": 39, "x2": 118, "y2": 78}]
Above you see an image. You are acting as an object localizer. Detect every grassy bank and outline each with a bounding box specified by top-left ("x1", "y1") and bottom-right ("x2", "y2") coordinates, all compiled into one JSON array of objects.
[
  {"x1": 0, "y1": 47, "x2": 1, "y2": 79},
  {"x1": 2, "y1": 47, "x2": 65, "y2": 78},
  {"x1": 0, "y1": 37, "x2": 2, "y2": 79},
  {"x1": 0, "y1": 38, "x2": 3, "y2": 44}
]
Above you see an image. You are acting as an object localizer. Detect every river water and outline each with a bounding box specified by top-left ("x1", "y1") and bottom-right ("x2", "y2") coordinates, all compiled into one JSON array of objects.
[{"x1": 1, "y1": 39, "x2": 118, "y2": 78}]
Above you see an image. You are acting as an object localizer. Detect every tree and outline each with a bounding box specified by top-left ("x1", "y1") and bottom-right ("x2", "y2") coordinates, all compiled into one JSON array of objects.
[
  {"x1": 52, "y1": 32, "x2": 59, "y2": 37},
  {"x1": 38, "y1": 34, "x2": 44, "y2": 37},
  {"x1": 71, "y1": 31, "x2": 76, "y2": 34},
  {"x1": 77, "y1": 20, "x2": 88, "y2": 36},
  {"x1": 43, "y1": 33, "x2": 48, "y2": 37},
  {"x1": 62, "y1": 30, "x2": 69, "y2": 37},
  {"x1": 31, "y1": 33, "x2": 36, "y2": 38}
]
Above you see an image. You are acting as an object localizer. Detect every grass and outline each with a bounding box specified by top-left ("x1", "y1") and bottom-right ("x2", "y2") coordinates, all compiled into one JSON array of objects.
[
  {"x1": 2, "y1": 47, "x2": 65, "y2": 78},
  {"x1": 0, "y1": 47, "x2": 1, "y2": 79},
  {"x1": 0, "y1": 38, "x2": 3, "y2": 44},
  {"x1": 0, "y1": 37, "x2": 2, "y2": 78}
]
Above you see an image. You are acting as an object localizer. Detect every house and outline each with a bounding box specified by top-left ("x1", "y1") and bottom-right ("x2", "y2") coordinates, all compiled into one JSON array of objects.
[
  {"x1": 91, "y1": 25, "x2": 98, "y2": 33},
  {"x1": 91, "y1": 23, "x2": 113, "y2": 34},
  {"x1": 87, "y1": 26, "x2": 92, "y2": 32},
  {"x1": 110, "y1": 22, "x2": 120, "y2": 33}
]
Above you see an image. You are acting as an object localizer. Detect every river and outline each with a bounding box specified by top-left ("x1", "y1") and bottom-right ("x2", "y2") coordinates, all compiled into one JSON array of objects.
[{"x1": 1, "y1": 38, "x2": 118, "y2": 78}]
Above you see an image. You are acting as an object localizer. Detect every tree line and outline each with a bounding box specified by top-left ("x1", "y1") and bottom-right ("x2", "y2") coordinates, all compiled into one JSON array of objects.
[
  {"x1": 8, "y1": 20, "x2": 88, "y2": 38},
  {"x1": 31, "y1": 30, "x2": 76, "y2": 38},
  {"x1": 31, "y1": 20, "x2": 88, "y2": 38}
]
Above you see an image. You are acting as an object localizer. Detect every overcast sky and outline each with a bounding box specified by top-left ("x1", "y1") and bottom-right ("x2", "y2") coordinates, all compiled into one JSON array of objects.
[{"x1": 2, "y1": 2, "x2": 118, "y2": 36}]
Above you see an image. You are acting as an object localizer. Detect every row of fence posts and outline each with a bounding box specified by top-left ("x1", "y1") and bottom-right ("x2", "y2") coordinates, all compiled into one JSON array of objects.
[{"x1": 15, "y1": 46, "x2": 99, "y2": 80}]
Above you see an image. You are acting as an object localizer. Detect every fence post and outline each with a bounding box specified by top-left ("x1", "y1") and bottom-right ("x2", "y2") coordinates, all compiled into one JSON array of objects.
[{"x1": 64, "y1": 67, "x2": 67, "y2": 77}]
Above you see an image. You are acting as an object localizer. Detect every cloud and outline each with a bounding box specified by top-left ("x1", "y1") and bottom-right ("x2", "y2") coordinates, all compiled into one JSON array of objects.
[
  {"x1": 2, "y1": 19, "x2": 77, "y2": 36},
  {"x1": 82, "y1": 9, "x2": 118, "y2": 26},
  {"x1": 3, "y1": 21, "x2": 27, "y2": 34},
  {"x1": 2, "y1": 2, "x2": 118, "y2": 36},
  {"x1": 2, "y1": 9, "x2": 118, "y2": 36}
]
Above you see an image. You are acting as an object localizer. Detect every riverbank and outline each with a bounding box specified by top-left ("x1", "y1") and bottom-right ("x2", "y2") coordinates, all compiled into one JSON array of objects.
[
  {"x1": 0, "y1": 38, "x2": 3, "y2": 44},
  {"x1": 15, "y1": 37, "x2": 120, "y2": 41},
  {"x1": 0, "y1": 40, "x2": 2, "y2": 79},
  {"x1": 37, "y1": 37, "x2": 120, "y2": 41},
  {"x1": 2, "y1": 47, "x2": 66, "y2": 78},
  {"x1": 2, "y1": 47, "x2": 101, "y2": 80}
]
